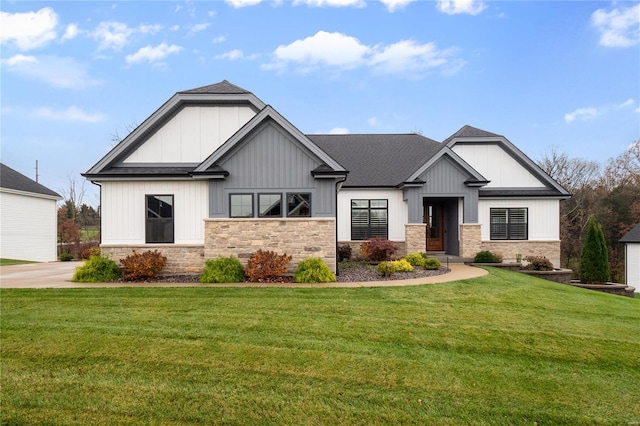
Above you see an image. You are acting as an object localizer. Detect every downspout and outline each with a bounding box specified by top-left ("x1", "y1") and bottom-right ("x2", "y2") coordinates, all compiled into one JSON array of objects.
[{"x1": 335, "y1": 175, "x2": 347, "y2": 276}]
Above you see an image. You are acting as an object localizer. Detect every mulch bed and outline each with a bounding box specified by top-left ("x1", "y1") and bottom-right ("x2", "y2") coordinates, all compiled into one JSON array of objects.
[{"x1": 130, "y1": 264, "x2": 449, "y2": 284}]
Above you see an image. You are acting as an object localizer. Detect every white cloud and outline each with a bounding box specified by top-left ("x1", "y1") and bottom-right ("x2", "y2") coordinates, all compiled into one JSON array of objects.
[
  {"x1": 591, "y1": 4, "x2": 640, "y2": 48},
  {"x1": 293, "y1": 0, "x2": 365, "y2": 7},
  {"x1": 62, "y1": 23, "x2": 80, "y2": 41},
  {"x1": 368, "y1": 117, "x2": 377, "y2": 126},
  {"x1": 125, "y1": 43, "x2": 183, "y2": 64},
  {"x1": 264, "y1": 31, "x2": 461, "y2": 77},
  {"x1": 91, "y1": 21, "x2": 162, "y2": 51},
  {"x1": 0, "y1": 7, "x2": 58, "y2": 50},
  {"x1": 329, "y1": 127, "x2": 350, "y2": 134},
  {"x1": 188, "y1": 23, "x2": 210, "y2": 36},
  {"x1": 212, "y1": 35, "x2": 227, "y2": 43},
  {"x1": 266, "y1": 31, "x2": 370, "y2": 72},
  {"x1": 379, "y1": 0, "x2": 417, "y2": 12},
  {"x1": 565, "y1": 99, "x2": 636, "y2": 123},
  {"x1": 436, "y1": 0, "x2": 486, "y2": 15},
  {"x1": 170, "y1": 25, "x2": 181, "y2": 32},
  {"x1": 215, "y1": 49, "x2": 244, "y2": 60},
  {"x1": 3, "y1": 54, "x2": 101, "y2": 89},
  {"x1": 225, "y1": 0, "x2": 263, "y2": 8},
  {"x1": 33, "y1": 106, "x2": 106, "y2": 123}
]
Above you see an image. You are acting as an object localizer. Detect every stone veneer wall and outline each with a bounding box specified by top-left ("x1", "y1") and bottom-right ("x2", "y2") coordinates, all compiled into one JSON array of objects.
[
  {"x1": 205, "y1": 218, "x2": 336, "y2": 273},
  {"x1": 338, "y1": 241, "x2": 407, "y2": 260},
  {"x1": 459, "y1": 224, "x2": 482, "y2": 259},
  {"x1": 480, "y1": 240, "x2": 561, "y2": 268},
  {"x1": 405, "y1": 224, "x2": 426, "y2": 255},
  {"x1": 101, "y1": 244, "x2": 205, "y2": 274}
]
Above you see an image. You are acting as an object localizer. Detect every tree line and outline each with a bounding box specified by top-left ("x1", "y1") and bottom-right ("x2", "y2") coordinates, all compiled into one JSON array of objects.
[{"x1": 538, "y1": 141, "x2": 640, "y2": 282}]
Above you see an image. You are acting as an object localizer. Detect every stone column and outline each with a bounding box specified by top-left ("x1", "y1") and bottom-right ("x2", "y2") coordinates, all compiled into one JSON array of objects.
[
  {"x1": 459, "y1": 223, "x2": 482, "y2": 258},
  {"x1": 405, "y1": 223, "x2": 426, "y2": 254}
]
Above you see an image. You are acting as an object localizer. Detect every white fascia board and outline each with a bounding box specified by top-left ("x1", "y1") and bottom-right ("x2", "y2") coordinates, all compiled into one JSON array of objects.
[
  {"x1": 85, "y1": 93, "x2": 266, "y2": 175},
  {"x1": 447, "y1": 136, "x2": 570, "y2": 196},
  {"x1": 0, "y1": 187, "x2": 62, "y2": 201},
  {"x1": 405, "y1": 146, "x2": 487, "y2": 183},
  {"x1": 194, "y1": 105, "x2": 346, "y2": 173}
]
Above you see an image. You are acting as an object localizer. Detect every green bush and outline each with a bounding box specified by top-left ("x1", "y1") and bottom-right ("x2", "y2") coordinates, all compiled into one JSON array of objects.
[
  {"x1": 59, "y1": 252, "x2": 74, "y2": 262},
  {"x1": 200, "y1": 256, "x2": 245, "y2": 283},
  {"x1": 474, "y1": 250, "x2": 497, "y2": 263},
  {"x1": 423, "y1": 258, "x2": 441, "y2": 270},
  {"x1": 404, "y1": 253, "x2": 426, "y2": 268},
  {"x1": 580, "y1": 215, "x2": 610, "y2": 284},
  {"x1": 293, "y1": 258, "x2": 336, "y2": 283},
  {"x1": 377, "y1": 259, "x2": 413, "y2": 277},
  {"x1": 72, "y1": 255, "x2": 121, "y2": 283}
]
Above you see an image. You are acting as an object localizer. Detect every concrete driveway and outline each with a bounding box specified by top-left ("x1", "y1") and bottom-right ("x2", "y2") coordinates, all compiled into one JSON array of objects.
[{"x1": 0, "y1": 261, "x2": 487, "y2": 289}]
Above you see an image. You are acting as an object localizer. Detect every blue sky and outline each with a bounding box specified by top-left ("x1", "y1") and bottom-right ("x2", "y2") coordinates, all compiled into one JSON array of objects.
[{"x1": 1, "y1": 0, "x2": 639, "y2": 206}]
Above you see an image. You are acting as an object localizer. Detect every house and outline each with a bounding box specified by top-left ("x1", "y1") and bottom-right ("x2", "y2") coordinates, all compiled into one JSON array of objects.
[
  {"x1": 620, "y1": 223, "x2": 640, "y2": 293},
  {"x1": 0, "y1": 163, "x2": 62, "y2": 262},
  {"x1": 83, "y1": 80, "x2": 570, "y2": 274}
]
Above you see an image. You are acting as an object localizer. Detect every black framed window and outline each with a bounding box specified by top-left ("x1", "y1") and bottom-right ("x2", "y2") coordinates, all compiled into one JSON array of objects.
[
  {"x1": 230, "y1": 194, "x2": 253, "y2": 218},
  {"x1": 259, "y1": 193, "x2": 282, "y2": 217},
  {"x1": 490, "y1": 208, "x2": 528, "y2": 240},
  {"x1": 287, "y1": 193, "x2": 311, "y2": 217},
  {"x1": 146, "y1": 195, "x2": 174, "y2": 243},
  {"x1": 351, "y1": 199, "x2": 388, "y2": 240}
]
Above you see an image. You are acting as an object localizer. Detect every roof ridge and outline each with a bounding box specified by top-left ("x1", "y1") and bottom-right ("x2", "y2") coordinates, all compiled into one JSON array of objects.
[{"x1": 178, "y1": 80, "x2": 251, "y2": 95}]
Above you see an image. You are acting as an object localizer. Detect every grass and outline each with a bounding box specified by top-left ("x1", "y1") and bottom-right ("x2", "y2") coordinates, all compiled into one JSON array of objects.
[
  {"x1": 1, "y1": 267, "x2": 639, "y2": 425},
  {"x1": 0, "y1": 258, "x2": 38, "y2": 266}
]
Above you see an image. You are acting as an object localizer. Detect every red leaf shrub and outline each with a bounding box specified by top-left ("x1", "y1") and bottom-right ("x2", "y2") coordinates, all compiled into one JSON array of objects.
[
  {"x1": 120, "y1": 250, "x2": 167, "y2": 281},
  {"x1": 245, "y1": 249, "x2": 292, "y2": 282},
  {"x1": 360, "y1": 237, "x2": 398, "y2": 262}
]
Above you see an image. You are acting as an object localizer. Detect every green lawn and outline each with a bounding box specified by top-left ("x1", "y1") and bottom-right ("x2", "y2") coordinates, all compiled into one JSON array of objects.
[
  {"x1": 0, "y1": 258, "x2": 37, "y2": 266},
  {"x1": 2, "y1": 268, "x2": 639, "y2": 425}
]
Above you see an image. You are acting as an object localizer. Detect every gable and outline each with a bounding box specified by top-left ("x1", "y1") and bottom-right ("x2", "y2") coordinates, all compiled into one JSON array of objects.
[
  {"x1": 418, "y1": 154, "x2": 479, "y2": 194},
  {"x1": 122, "y1": 105, "x2": 257, "y2": 164},
  {"x1": 218, "y1": 120, "x2": 322, "y2": 188},
  {"x1": 451, "y1": 143, "x2": 546, "y2": 188}
]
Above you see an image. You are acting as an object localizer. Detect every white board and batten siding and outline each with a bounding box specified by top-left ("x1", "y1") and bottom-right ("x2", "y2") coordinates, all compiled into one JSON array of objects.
[
  {"x1": 625, "y1": 244, "x2": 640, "y2": 293},
  {"x1": 0, "y1": 190, "x2": 58, "y2": 262},
  {"x1": 123, "y1": 106, "x2": 257, "y2": 163},
  {"x1": 452, "y1": 144, "x2": 546, "y2": 188},
  {"x1": 337, "y1": 189, "x2": 407, "y2": 242},
  {"x1": 101, "y1": 181, "x2": 208, "y2": 245},
  {"x1": 478, "y1": 199, "x2": 560, "y2": 241}
]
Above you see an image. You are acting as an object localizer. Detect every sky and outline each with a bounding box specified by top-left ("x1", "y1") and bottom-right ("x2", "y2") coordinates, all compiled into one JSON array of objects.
[{"x1": 1, "y1": 0, "x2": 639, "y2": 206}]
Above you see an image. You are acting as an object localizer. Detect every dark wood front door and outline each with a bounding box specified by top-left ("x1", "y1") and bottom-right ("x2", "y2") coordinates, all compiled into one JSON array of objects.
[{"x1": 425, "y1": 202, "x2": 444, "y2": 251}]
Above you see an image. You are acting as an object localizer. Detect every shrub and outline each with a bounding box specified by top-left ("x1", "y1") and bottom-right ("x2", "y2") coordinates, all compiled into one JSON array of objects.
[
  {"x1": 246, "y1": 249, "x2": 292, "y2": 282},
  {"x1": 79, "y1": 243, "x2": 100, "y2": 260},
  {"x1": 360, "y1": 237, "x2": 398, "y2": 262},
  {"x1": 293, "y1": 258, "x2": 336, "y2": 283},
  {"x1": 119, "y1": 250, "x2": 167, "y2": 281},
  {"x1": 200, "y1": 256, "x2": 245, "y2": 283},
  {"x1": 474, "y1": 250, "x2": 497, "y2": 263},
  {"x1": 377, "y1": 259, "x2": 413, "y2": 277},
  {"x1": 423, "y1": 258, "x2": 441, "y2": 270},
  {"x1": 523, "y1": 256, "x2": 554, "y2": 271},
  {"x1": 338, "y1": 244, "x2": 352, "y2": 262},
  {"x1": 493, "y1": 251, "x2": 504, "y2": 263},
  {"x1": 72, "y1": 255, "x2": 121, "y2": 283},
  {"x1": 580, "y1": 215, "x2": 610, "y2": 284},
  {"x1": 404, "y1": 253, "x2": 427, "y2": 268},
  {"x1": 59, "y1": 252, "x2": 74, "y2": 261}
]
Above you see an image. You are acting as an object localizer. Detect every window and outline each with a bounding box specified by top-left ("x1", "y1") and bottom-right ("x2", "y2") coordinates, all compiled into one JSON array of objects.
[
  {"x1": 287, "y1": 193, "x2": 311, "y2": 217},
  {"x1": 351, "y1": 199, "x2": 388, "y2": 240},
  {"x1": 490, "y1": 208, "x2": 528, "y2": 240},
  {"x1": 146, "y1": 195, "x2": 174, "y2": 243},
  {"x1": 259, "y1": 193, "x2": 282, "y2": 217},
  {"x1": 230, "y1": 194, "x2": 253, "y2": 218}
]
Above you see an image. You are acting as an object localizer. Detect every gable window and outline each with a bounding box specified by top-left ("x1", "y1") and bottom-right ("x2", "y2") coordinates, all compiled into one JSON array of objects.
[
  {"x1": 351, "y1": 199, "x2": 388, "y2": 240},
  {"x1": 259, "y1": 193, "x2": 282, "y2": 217},
  {"x1": 490, "y1": 208, "x2": 528, "y2": 240},
  {"x1": 287, "y1": 193, "x2": 311, "y2": 217},
  {"x1": 146, "y1": 195, "x2": 174, "y2": 243},
  {"x1": 230, "y1": 194, "x2": 253, "y2": 218}
]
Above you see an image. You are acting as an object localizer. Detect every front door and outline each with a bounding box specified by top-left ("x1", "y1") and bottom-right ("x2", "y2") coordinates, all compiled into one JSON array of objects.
[{"x1": 425, "y1": 202, "x2": 444, "y2": 251}]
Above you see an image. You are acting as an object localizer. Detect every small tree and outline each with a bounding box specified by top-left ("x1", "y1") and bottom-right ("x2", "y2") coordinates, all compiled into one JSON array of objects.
[{"x1": 579, "y1": 215, "x2": 610, "y2": 283}]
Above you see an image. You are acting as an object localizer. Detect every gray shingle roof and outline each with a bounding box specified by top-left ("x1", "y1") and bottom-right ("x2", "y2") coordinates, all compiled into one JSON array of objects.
[
  {"x1": 620, "y1": 223, "x2": 640, "y2": 243},
  {"x1": 178, "y1": 80, "x2": 250, "y2": 94},
  {"x1": 0, "y1": 163, "x2": 61, "y2": 198},
  {"x1": 308, "y1": 134, "x2": 443, "y2": 187},
  {"x1": 443, "y1": 125, "x2": 502, "y2": 144}
]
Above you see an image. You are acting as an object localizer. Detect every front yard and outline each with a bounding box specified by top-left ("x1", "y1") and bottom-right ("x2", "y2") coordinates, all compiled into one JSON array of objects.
[{"x1": 1, "y1": 268, "x2": 639, "y2": 424}]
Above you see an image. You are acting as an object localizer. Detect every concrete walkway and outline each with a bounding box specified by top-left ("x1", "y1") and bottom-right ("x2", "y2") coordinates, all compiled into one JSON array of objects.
[{"x1": 0, "y1": 261, "x2": 487, "y2": 289}]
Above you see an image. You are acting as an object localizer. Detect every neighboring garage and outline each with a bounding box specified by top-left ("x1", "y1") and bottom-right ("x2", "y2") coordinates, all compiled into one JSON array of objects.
[
  {"x1": 0, "y1": 163, "x2": 62, "y2": 262},
  {"x1": 620, "y1": 223, "x2": 640, "y2": 294}
]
